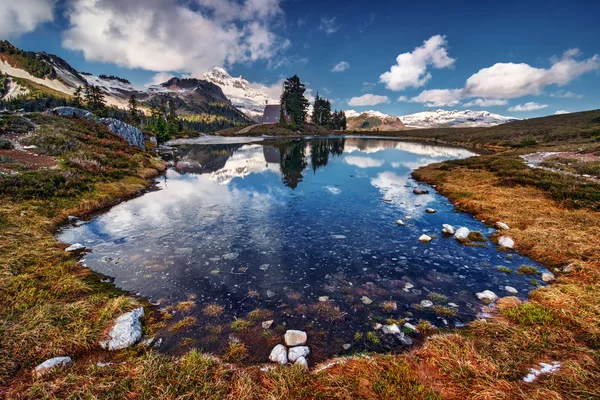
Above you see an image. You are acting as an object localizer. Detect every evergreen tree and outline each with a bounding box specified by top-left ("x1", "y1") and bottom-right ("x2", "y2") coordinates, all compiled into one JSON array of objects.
[
  {"x1": 73, "y1": 85, "x2": 83, "y2": 108},
  {"x1": 167, "y1": 97, "x2": 180, "y2": 137},
  {"x1": 127, "y1": 94, "x2": 141, "y2": 126},
  {"x1": 153, "y1": 100, "x2": 169, "y2": 143},
  {"x1": 311, "y1": 93, "x2": 322, "y2": 125},
  {"x1": 281, "y1": 75, "x2": 309, "y2": 126}
]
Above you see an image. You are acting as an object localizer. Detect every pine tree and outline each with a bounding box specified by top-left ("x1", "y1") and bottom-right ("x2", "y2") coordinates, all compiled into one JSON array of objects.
[
  {"x1": 153, "y1": 100, "x2": 169, "y2": 143},
  {"x1": 167, "y1": 97, "x2": 179, "y2": 137},
  {"x1": 281, "y1": 75, "x2": 309, "y2": 127},
  {"x1": 127, "y1": 94, "x2": 141, "y2": 126},
  {"x1": 73, "y1": 86, "x2": 82, "y2": 108},
  {"x1": 312, "y1": 93, "x2": 322, "y2": 125}
]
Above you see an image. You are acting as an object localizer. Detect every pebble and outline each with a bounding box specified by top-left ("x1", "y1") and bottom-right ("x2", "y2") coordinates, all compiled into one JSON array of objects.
[
  {"x1": 360, "y1": 296, "x2": 373, "y2": 305},
  {"x1": 420, "y1": 300, "x2": 433, "y2": 308},
  {"x1": 505, "y1": 286, "x2": 518, "y2": 294},
  {"x1": 262, "y1": 320, "x2": 274, "y2": 329},
  {"x1": 382, "y1": 324, "x2": 401, "y2": 334},
  {"x1": 418, "y1": 234, "x2": 432, "y2": 243}
]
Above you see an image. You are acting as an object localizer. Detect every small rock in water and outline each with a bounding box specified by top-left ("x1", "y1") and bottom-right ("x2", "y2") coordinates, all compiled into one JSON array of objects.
[
  {"x1": 288, "y1": 346, "x2": 310, "y2": 362},
  {"x1": 259, "y1": 264, "x2": 270, "y2": 271},
  {"x1": 404, "y1": 282, "x2": 414, "y2": 290},
  {"x1": 496, "y1": 222, "x2": 510, "y2": 230},
  {"x1": 498, "y1": 236, "x2": 515, "y2": 249},
  {"x1": 223, "y1": 252, "x2": 239, "y2": 260},
  {"x1": 284, "y1": 330, "x2": 307, "y2": 346},
  {"x1": 35, "y1": 357, "x2": 72, "y2": 376},
  {"x1": 294, "y1": 356, "x2": 309, "y2": 371},
  {"x1": 505, "y1": 286, "x2": 518, "y2": 294},
  {"x1": 65, "y1": 243, "x2": 86, "y2": 252},
  {"x1": 420, "y1": 300, "x2": 433, "y2": 308},
  {"x1": 262, "y1": 320, "x2": 274, "y2": 329},
  {"x1": 360, "y1": 296, "x2": 373, "y2": 305},
  {"x1": 382, "y1": 324, "x2": 401, "y2": 334},
  {"x1": 413, "y1": 188, "x2": 429, "y2": 195},
  {"x1": 100, "y1": 307, "x2": 144, "y2": 351},
  {"x1": 448, "y1": 303, "x2": 459, "y2": 308},
  {"x1": 404, "y1": 322, "x2": 417, "y2": 332},
  {"x1": 398, "y1": 332, "x2": 413, "y2": 346},
  {"x1": 425, "y1": 208, "x2": 437, "y2": 214},
  {"x1": 476, "y1": 290, "x2": 498, "y2": 302},
  {"x1": 542, "y1": 272, "x2": 555, "y2": 282},
  {"x1": 266, "y1": 290, "x2": 276, "y2": 298},
  {"x1": 269, "y1": 344, "x2": 288, "y2": 365},
  {"x1": 454, "y1": 227, "x2": 470, "y2": 241},
  {"x1": 331, "y1": 235, "x2": 346, "y2": 239},
  {"x1": 396, "y1": 219, "x2": 405, "y2": 226},
  {"x1": 67, "y1": 216, "x2": 79, "y2": 222},
  {"x1": 318, "y1": 296, "x2": 329, "y2": 302},
  {"x1": 419, "y1": 234, "x2": 432, "y2": 243},
  {"x1": 442, "y1": 224, "x2": 455, "y2": 235},
  {"x1": 342, "y1": 343, "x2": 352, "y2": 350},
  {"x1": 373, "y1": 323, "x2": 383, "y2": 330}
]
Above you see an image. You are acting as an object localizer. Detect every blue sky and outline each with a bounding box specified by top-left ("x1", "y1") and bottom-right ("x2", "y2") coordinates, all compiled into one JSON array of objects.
[{"x1": 2, "y1": 0, "x2": 599, "y2": 118}]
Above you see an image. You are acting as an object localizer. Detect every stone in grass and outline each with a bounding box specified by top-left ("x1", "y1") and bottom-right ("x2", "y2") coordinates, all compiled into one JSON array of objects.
[
  {"x1": 382, "y1": 324, "x2": 401, "y2": 335},
  {"x1": 100, "y1": 307, "x2": 144, "y2": 351},
  {"x1": 294, "y1": 356, "x2": 309, "y2": 371},
  {"x1": 476, "y1": 290, "x2": 498, "y2": 302},
  {"x1": 284, "y1": 330, "x2": 307, "y2": 346},
  {"x1": 454, "y1": 227, "x2": 470, "y2": 241},
  {"x1": 419, "y1": 234, "x2": 432, "y2": 243},
  {"x1": 542, "y1": 272, "x2": 556, "y2": 282},
  {"x1": 269, "y1": 344, "x2": 287, "y2": 365},
  {"x1": 65, "y1": 243, "x2": 86, "y2": 252},
  {"x1": 34, "y1": 356, "x2": 72, "y2": 376},
  {"x1": 498, "y1": 236, "x2": 515, "y2": 249},
  {"x1": 496, "y1": 222, "x2": 510, "y2": 230},
  {"x1": 288, "y1": 346, "x2": 310, "y2": 362},
  {"x1": 442, "y1": 224, "x2": 455, "y2": 235}
]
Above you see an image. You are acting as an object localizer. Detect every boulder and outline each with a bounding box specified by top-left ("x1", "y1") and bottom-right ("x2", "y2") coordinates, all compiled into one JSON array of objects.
[
  {"x1": 284, "y1": 330, "x2": 307, "y2": 346},
  {"x1": 34, "y1": 356, "x2": 72, "y2": 376},
  {"x1": 269, "y1": 344, "x2": 288, "y2": 365},
  {"x1": 442, "y1": 224, "x2": 455, "y2": 235},
  {"x1": 454, "y1": 227, "x2": 470, "y2": 241},
  {"x1": 476, "y1": 290, "x2": 498, "y2": 302},
  {"x1": 498, "y1": 236, "x2": 515, "y2": 249},
  {"x1": 419, "y1": 234, "x2": 432, "y2": 243},
  {"x1": 382, "y1": 324, "x2": 401, "y2": 334},
  {"x1": 496, "y1": 222, "x2": 510, "y2": 230},
  {"x1": 99, "y1": 118, "x2": 146, "y2": 149},
  {"x1": 294, "y1": 356, "x2": 309, "y2": 371},
  {"x1": 425, "y1": 208, "x2": 437, "y2": 214},
  {"x1": 49, "y1": 107, "x2": 96, "y2": 120},
  {"x1": 65, "y1": 243, "x2": 86, "y2": 252},
  {"x1": 542, "y1": 272, "x2": 555, "y2": 282},
  {"x1": 100, "y1": 307, "x2": 144, "y2": 350},
  {"x1": 413, "y1": 188, "x2": 429, "y2": 195},
  {"x1": 288, "y1": 346, "x2": 310, "y2": 362}
]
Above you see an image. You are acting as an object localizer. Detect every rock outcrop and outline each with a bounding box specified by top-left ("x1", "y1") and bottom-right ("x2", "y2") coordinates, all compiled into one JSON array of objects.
[
  {"x1": 99, "y1": 118, "x2": 146, "y2": 149},
  {"x1": 100, "y1": 307, "x2": 144, "y2": 351}
]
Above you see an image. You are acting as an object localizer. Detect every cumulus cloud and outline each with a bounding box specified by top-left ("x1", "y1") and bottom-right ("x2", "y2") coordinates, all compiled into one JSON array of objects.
[
  {"x1": 407, "y1": 89, "x2": 463, "y2": 107},
  {"x1": 348, "y1": 94, "x2": 390, "y2": 107},
  {"x1": 462, "y1": 98, "x2": 508, "y2": 107},
  {"x1": 148, "y1": 72, "x2": 176, "y2": 85},
  {"x1": 319, "y1": 16, "x2": 340, "y2": 35},
  {"x1": 345, "y1": 156, "x2": 384, "y2": 168},
  {"x1": 554, "y1": 110, "x2": 570, "y2": 115},
  {"x1": 0, "y1": 1, "x2": 56, "y2": 37},
  {"x1": 379, "y1": 35, "x2": 455, "y2": 91},
  {"x1": 508, "y1": 102, "x2": 548, "y2": 112},
  {"x1": 61, "y1": 0, "x2": 288, "y2": 77},
  {"x1": 332, "y1": 61, "x2": 350, "y2": 72}
]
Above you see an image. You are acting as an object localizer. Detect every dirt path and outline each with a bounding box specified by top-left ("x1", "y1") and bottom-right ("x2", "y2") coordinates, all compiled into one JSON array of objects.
[{"x1": 236, "y1": 124, "x2": 259, "y2": 134}]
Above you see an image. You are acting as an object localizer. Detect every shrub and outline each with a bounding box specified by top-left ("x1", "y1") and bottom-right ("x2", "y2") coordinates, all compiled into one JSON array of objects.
[{"x1": 518, "y1": 135, "x2": 538, "y2": 147}]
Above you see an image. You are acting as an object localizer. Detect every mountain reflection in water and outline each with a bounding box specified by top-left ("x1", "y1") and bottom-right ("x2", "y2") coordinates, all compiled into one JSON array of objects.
[{"x1": 58, "y1": 138, "x2": 547, "y2": 364}]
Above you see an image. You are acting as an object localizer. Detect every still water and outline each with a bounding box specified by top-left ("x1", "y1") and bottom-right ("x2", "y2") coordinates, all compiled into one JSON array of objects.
[{"x1": 58, "y1": 137, "x2": 546, "y2": 363}]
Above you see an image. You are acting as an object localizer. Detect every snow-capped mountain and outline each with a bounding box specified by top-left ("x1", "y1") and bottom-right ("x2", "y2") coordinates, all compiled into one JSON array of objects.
[
  {"x1": 203, "y1": 67, "x2": 278, "y2": 121},
  {"x1": 399, "y1": 109, "x2": 518, "y2": 128}
]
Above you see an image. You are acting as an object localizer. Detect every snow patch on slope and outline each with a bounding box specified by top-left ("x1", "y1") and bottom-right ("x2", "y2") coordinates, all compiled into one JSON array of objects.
[
  {"x1": 400, "y1": 109, "x2": 518, "y2": 128},
  {"x1": 0, "y1": 60, "x2": 74, "y2": 95}
]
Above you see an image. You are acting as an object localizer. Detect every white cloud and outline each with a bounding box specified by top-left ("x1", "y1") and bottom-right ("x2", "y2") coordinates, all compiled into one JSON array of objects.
[
  {"x1": 379, "y1": 35, "x2": 455, "y2": 91},
  {"x1": 0, "y1": 1, "x2": 55, "y2": 37},
  {"x1": 464, "y1": 49, "x2": 599, "y2": 99},
  {"x1": 348, "y1": 94, "x2": 390, "y2": 107},
  {"x1": 147, "y1": 72, "x2": 176, "y2": 85},
  {"x1": 549, "y1": 90, "x2": 583, "y2": 99},
  {"x1": 462, "y1": 98, "x2": 508, "y2": 107},
  {"x1": 409, "y1": 89, "x2": 463, "y2": 107},
  {"x1": 61, "y1": 0, "x2": 288, "y2": 77},
  {"x1": 325, "y1": 186, "x2": 341, "y2": 195},
  {"x1": 362, "y1": 82, "x2": 376, "y2": 92},
  {"x1": 345, "y1": 156, "x2": 384, "y2": 168},
  {"x1": 332, "y1": 61, "x2": 350, "y2": 72},
  {"x1": 319, "y1": 16, "x2": 340, "y2": 35},
  {"x1": 554, "y1": 110, "x2": 570, "y2": 115},
  {"x1": 508, "y1": 102, "x2": 548, "y2": 112},
  {"x1": 397, "y1": 96, "x2": 408, "y2": 102},
  {"x1": 267, "y1": 55, "x2": 308, "y2": 70}
]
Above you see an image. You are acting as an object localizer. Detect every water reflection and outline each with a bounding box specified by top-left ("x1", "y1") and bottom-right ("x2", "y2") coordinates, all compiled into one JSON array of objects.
[{"x1": 58, "y1": 138, "x2": 547, "y2": 363}]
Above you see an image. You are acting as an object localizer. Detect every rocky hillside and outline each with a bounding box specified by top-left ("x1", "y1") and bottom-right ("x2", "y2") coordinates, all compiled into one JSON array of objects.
[
  {"x1": 345, "y1": 110, "x2": 406, "y2": 131},
  {"x1": 0, "y1": 41, "x2": 248, "y2": 123}
]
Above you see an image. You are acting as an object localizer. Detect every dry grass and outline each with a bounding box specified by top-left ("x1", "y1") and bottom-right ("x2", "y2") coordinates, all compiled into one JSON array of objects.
[{"x1": 202, "y1": 304, "x2": 225, "y2": 317}]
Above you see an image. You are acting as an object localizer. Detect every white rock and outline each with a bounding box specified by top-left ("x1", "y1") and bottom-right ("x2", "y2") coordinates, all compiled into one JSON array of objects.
[
  {"x1": 404, "y1": 282, "x2": 414, "y2": 290},
  {"x1": 262, "y1": 320, "x2": 274, "y2": 329},
  {"x1": 498, "y1": 236, "x2": 515, "y2": 249},
  {"x1": 67, "y1": 216, "x2": 79, "y2": 222},
  {"x1": 342, "y1": 343, "x2": 352, "y2": 350},
  {"x1": 318, "y1": 296, "x2": 329, "y2": 302},
  {"x1": 419, "y1": 234, "x2": 432, "y2": 243},
  {"x1": 65, "y1": 243, "x2": 86, "y2": 252},
  {"x1": 373, "y1": 323, "x2": 383, "y2": 330},
  {"x1": 140, "y1": 337, "x2": 155, "y2": 347},
  {"x1": 396, "y1": 219, "x2": 405, "y2": 226},
  {"x1": 448, "y1": 303, "x2": 459, "y2": 308},
  {"x1": 35, "y1": 357, "x2": 72, "y2": 376},
  {"x1": 100, "y1": 307, "x2": 144, "y2": 351},
  {"x1": 284, "y1": 330, "x2": 307, "y2": 346},
  {"x1": 382, "y1": 324, "x2": 401, "y2": 334},
  {"x1": 505, "y1": 286, "x2": 518, "y2": 294},
  {"x1": 496, "y1": 222, "x2": 510, "y2": 230},
  {"x1": 476, "y1": 290, "x2": 498, "y2": 302},
  {"x1": 360, "y1": 296, "x2": 373, "y2": 305},
  {"x1": 425, "y1": 208, "x2": 437, "y2": 214},
  {"x1": 288, "y1": 346, "x2": 310, "y2": 362},
  {"x1": 294, "y1": 356, "x2": 309, "y2": 371},
  {"x1": 403, "y1": 323, "x2": 417, "y2": 332},
  {"x1": 542, "y1": 272, "x2": 555, "y2": 282},
  {"x1": 442, "y1": 224, "x2": 455, "y2": 235},
  {"x1": 454, "y1": 227, "x2": 470, "y2": 241},
  {"x1": 420, "y1": 300, "x2": 433, "y2": 308},
  {"x1": 398, "y1": 333, "x2": 413, "y2": 346},
  {"x1": 269, "y1": 344, "x2": 288, "y2": 365}
]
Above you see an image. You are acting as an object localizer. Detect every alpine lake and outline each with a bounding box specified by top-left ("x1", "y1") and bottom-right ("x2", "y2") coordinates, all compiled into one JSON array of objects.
[{"x1": 57, "y1": 137, "x2": 548, "y2": 365}]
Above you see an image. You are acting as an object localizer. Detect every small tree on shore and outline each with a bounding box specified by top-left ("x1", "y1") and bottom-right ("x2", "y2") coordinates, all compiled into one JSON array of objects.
[{"x1": 281, "y1": 75, "x2": 309, "y2": 127}]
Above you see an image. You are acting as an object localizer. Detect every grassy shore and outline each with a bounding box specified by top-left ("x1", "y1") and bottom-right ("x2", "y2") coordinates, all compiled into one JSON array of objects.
[{"x1": 2, "y1": 110, "x2": 600, "y2": 398}]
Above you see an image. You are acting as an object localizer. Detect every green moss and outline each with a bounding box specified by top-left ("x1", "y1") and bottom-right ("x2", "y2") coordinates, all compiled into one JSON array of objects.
[
  {"x1": 517, "y1": 266, "x2": 539, "y2": 275},
  {"x1": 497, "y1": 266, "x2": 512, "y2": 274},
  {"x1": 230, "y1": 318, "x2": 251, "y2": 331},
  {"x1": 427, "y1": 292, "x2": 448, "y2": 303},
  {"x1": 501, "y1": 304, "x2": 557, "y2": 326},
  {"x1": 366, "y1": 331, "x2": 380, "y2": 344}
]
